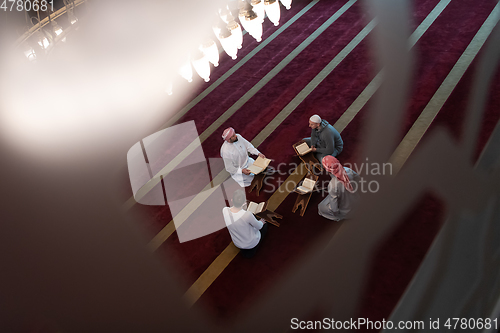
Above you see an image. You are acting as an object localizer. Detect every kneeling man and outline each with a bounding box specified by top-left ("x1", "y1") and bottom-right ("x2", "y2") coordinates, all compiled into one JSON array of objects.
[
  {"x1": 303, "y1": 114, "x2": 343, "y2": 163},
  {"x1": 220, "y1": 127, "x2": 266, "y2": 187},
  {"x1": 223, "y1": 190, "x2": 268, "y2": 258}
]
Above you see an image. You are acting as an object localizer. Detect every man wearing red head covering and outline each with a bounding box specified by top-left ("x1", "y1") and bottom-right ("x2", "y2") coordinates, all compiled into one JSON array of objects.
[
  {"x1": 318, "y1": 155, "x2": 360, "y2": 221},
  {"x1": 220, "y1": 127, "x2": 266, "y2": 187}
]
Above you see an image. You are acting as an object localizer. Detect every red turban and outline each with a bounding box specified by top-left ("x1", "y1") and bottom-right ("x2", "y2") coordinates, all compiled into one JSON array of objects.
[
  {"x1": 222, "y1": 127, "x2": 235, "y2": 141},
  {"x1": 322, "y1": 155, "x2": 354, "y2": 192}
]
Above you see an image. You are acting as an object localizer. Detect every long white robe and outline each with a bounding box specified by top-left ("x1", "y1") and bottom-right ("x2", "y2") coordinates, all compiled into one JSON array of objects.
[
  {"x1": 318, "y1": 167, "x2": 359, "y2": 221},
  {"x1": 222, "y1": 208, "x2": 263, "y2": 249},
  {"x1": 220, "y1": 134, "x2": 261, "y2": 187}
]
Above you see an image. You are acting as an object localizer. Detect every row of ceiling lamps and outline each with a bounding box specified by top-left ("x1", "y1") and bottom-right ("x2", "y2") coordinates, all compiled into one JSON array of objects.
[
  {"x1": 21, "y1": 0, "x2": 81, "y2": 62},
  {"x1": 17, "y1": 0, "x2": 289, "y2": 94},
  {"x1": 169, "y1": 0, "x2": 292, "y2": 94}
]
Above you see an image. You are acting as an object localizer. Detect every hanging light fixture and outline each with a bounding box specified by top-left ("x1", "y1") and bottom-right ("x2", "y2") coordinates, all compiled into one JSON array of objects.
[
  {"x1": 51, "y1": 20, "x2": 63, "y2": 36},
  {"x1": 64, "y1": 0, "x2": 79, "y2": 25},
  {"x1": 280, "y1": 0, "x2": 292, "y2": 10},
  {"x1": 179, "y1": 56, "x2": 193, "y2": 82},
  {"x1": 212, "y1": 24, "x2": 221, "y2": 40},
  {"x1": 68, "y1": 11, "x2": 78, "y2": 25},
  {"x1": 165, "y1": 81, "x2": 173, "y2": 95},
  {"x1": 264, "y1": 0, "x2": 280, "y2": 26},
  {"x1": 200, "y1": 40, "x2": 219, "y2": 67},
  {"x1": 227, "y1": 20, "x2": 243, "y2": 49},
  {"x1": 23, "y1": 46, "x2": 37, "y2": 62},
  {"x1": 251, "y1": 0, "x2": 265, "y2": 23},
  {"x1": 219, "y1": 26, "x2": 238, "y2": 60},
  {"x1": 35, "y1": 31, "x2": 50, "y2": 50},
  {"x1": 50, "y1": 20, "x2": 67, "y2": 42},
  {"x1": 239, "y1": 1, "x2": 263, "y2": 42},
  {"x1": 219, "y1": 5, "x2": 243, "y2": 50},
  {"x1": 214, "y1": 18, "x2": 238, "y2": 60},
  {"x1": 192, "y1": 50, "x2": 211, "y2": 82},
  {"x1": 219, "y1": 6, "x2": 232, "y2": 24}
]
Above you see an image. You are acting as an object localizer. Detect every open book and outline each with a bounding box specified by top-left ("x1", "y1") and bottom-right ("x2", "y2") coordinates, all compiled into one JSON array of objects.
[
  {"x1": 296, "y1": 142, "x2": 313, "y2": 156},
  {"x1": 247, "y1": 156, "x2": 271, "y2": 175},
  {"x1": 247, "y1": 201, "x2": 266, "y2": 214},
  {"x1": 295, "y1": 178, "x2": 316, "y2": 194}
]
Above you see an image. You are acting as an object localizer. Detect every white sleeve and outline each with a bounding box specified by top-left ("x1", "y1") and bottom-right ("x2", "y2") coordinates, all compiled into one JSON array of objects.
[
  {"x1": 246, "y1": 211, "x2": 264, "y2": 230},
  {"x1": 239, "y1": 135, "x2": 260, "y2": 156},
  {"x1": 221, "y1": 144, "x2": 241, "y2": 175}
]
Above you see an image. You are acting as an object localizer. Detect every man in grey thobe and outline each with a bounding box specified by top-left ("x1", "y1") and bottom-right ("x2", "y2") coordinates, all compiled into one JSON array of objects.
[
  {"x1": 318, "y1": 167, "x2": 359, "y2": 221},
  {"x1": 303, "y1": 114, "x2": 343, "y2": 164}
]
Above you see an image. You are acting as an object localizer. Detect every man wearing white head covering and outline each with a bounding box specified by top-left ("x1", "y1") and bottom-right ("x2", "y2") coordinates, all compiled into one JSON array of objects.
[
  {"x1": 303, "y1": 114, "x2": 343, "y2": 164},
  {"x1": 220, "y1": 127, "x2": 266, "y2": 187}
]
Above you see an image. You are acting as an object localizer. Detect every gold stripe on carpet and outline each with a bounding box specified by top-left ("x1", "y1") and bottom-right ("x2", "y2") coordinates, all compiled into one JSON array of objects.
[
  {"x1": 334, "y1": 0, "x2": 452, "y2": 133},
  {"x1": 184, "y1": 243, "x2": 240, "y2": 307},
  {"x1": 389, "y1": 2, "x2": 500, "y2": 174}
]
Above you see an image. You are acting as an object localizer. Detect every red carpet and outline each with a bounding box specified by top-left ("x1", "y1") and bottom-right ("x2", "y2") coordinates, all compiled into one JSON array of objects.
[{"x1": 122, "y1": 0, "x2": 500, "y2": 328}]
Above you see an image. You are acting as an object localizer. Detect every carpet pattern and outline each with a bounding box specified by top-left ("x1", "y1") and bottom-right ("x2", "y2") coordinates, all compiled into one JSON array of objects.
[{"x1": 123, "y1": 0, "x2": 500, "y2": 328}]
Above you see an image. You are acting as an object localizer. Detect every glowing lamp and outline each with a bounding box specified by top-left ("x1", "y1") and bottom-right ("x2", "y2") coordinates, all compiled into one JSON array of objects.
[
  {"x1": 200, "y1": 40, "x2": 219, "y2": 67},
  {"x1": 264, "y1": 0, "x2": 280, "y2": 26}
]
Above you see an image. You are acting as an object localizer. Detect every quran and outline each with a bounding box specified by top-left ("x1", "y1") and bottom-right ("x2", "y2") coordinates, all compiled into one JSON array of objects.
[
  {"x1": 295, "y1": 178, "x2": 316, "y2": 194},
  {"x1": 247, "y1": 201, "x2": 266, "y2": 214},
  {"x1": 295, "y1": 142, "x2": 313, "y2": 156},
  {"x1": 247, "y1": 156, "x2": 271, "y2": 174}
]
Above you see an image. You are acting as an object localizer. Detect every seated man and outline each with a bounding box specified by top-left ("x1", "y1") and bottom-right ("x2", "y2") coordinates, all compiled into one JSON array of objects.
[
  {"x1": 220, "y1": 127, "x2": 266, "y2": 187},
  {"x1": 303, "y1": 114, "x2": 343, "y2": 164},
  {"x1": 318, "y1": 155, "x2": 360, "y2": 221},
  {"x1": 222, "y1": 190, "x2": 268, "y2": 258}
]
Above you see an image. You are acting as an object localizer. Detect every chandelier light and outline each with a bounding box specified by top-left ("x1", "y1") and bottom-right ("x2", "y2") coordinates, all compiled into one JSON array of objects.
[
  {"x1": 51, "y1": 20, "x2": 63, "y2": 36},
  {"x1": 200, "y1": 40, "x2": 219, "y2": 67},
  {"x1": 264, "y1": 0, "x2": 281, "y2": 26},
  {"x1": 179, "y1": 56, "x2": 193, "y2": 82},
  {"x1": 227, "y1": 20, "x2": 243, "y2": 49},
  {"x1": 212, "y1": 24, "x2": 221, "y2": 39},
  {"x1": 219, "y1": 30, "x2": 238, "y2": 60},
  {"x1": 14, "y1": 0, "x2": 86, "y2": 62},
  {"x1": 280, "y1": 0, "x2": 292, "y2": 10},
  {"x1": 63, "y1": 0, "x2": 79, "y2": 25},
  {"x1": 214, "y1": 20, "x2": 238, "y2": 60},
  {"x1": 50, "y1": 20, "x2": 67, "y2": 42},
  {"x1": 192, "y1": 51, "x2": 211, "y2": 82},
  {"x1": 239, "y1": 1, "x2": 263, "y2": 42},
  {"x1": 251, "y1": 0, "x2": 265, "y2": 23},
  {"x1": 219, "y1": 6, "x2": 233, "y2": 24},
  {"x1": 68, "y1": 12, "x2": 78, "y2": 25},
  {"x1": 165, "y1": 81, "x2": 173, "y2": 95},
  {"x1": 36, "y1": 31, "x2": 50, "y2": 50},
  {"x1": 23, "y1": 46, "x2": 37, "y2": 62},
  {"x1": 16, "y1": 0, "x2": 288, "y2": 95}
]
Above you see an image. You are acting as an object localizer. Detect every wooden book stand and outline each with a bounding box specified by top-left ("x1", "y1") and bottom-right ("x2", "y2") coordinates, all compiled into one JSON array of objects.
[
  {"x1": 292, "y1": 141, "x2": 322, "y2": 174},
  {"x1": 256, "y1": 210, "x2": 282, "y2": 227},
  {"x1": 246, "y1": 200, "x2": 282, "y2": 227},
  {"x1": 292, "y1": 171, "x2": 319, "y2": 217},
  {"x1": 248, "y1": 170, "x2": 267, "y2": 196}
]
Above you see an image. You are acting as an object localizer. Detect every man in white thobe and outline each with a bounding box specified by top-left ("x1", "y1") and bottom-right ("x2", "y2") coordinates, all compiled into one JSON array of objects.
[{"x1": 220, "y1": 127, "x2": 266, "y2": 187}]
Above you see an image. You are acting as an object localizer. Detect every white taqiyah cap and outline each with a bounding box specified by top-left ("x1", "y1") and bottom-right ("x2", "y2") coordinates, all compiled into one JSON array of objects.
[{"x1": 309, "y1": 115, "x2": 321, "y2": 123}]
